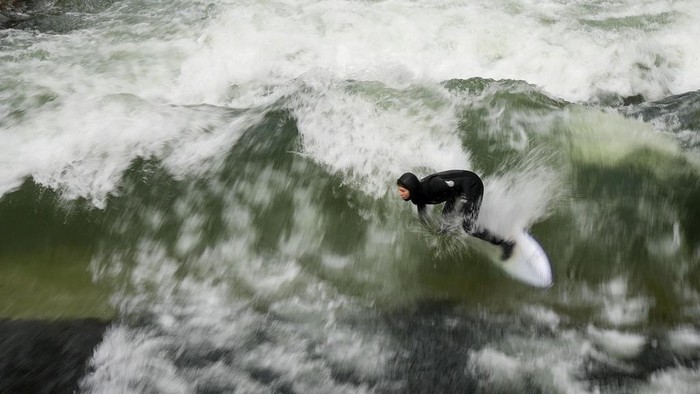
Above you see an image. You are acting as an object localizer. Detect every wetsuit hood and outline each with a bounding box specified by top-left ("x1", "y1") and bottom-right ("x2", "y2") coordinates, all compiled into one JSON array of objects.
[{"x1": 397, "y1": 172, "x2": 420, "y2": 194}]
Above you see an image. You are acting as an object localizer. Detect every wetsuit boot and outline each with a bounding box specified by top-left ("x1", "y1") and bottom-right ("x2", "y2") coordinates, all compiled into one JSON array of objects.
[{"x1": 470, "y1": 228, "x2": 516, "y2": 260}]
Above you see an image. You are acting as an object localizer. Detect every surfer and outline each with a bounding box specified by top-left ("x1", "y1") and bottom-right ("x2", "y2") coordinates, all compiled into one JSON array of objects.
[{"x1": 397, "y1": 170, "x2": 515, "y2": 259}]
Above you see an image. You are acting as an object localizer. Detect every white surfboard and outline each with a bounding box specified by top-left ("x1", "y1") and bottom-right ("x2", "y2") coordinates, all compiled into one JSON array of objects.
[{"x1": 470, "y1": 231, "x2": 553, "y2": 288}]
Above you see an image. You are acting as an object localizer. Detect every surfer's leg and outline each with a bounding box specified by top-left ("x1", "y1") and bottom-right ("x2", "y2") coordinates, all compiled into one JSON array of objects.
[
  {"x1": 460, "y1": 198, "x2": 478, "y2": 234},
  {"x1": 458, "y1": 196, "x2": 515, "y2": 259},
  {"x1": 458, "y1": 176, "x2": 483, "y2": 234},
  {"x1": 439, "y1": 198, "x2": 463, "y2": 233},
  {"x1": 458, "y1": 183, "x2": 481, "y2": 234},
  {"x1": 470, "y1": 227, "x2": 515, "y2": 260},
  {"x1": 458, "y1": 177, "x2": 515, "y2": 259},
  {"x1": 442, "y1": 198, "x2": 456, "y2": 216}
]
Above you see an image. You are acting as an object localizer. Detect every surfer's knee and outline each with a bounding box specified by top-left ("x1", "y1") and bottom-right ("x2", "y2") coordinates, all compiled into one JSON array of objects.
[{"x1": 461, "y1": 217, "x2": 475, "y2": 234}]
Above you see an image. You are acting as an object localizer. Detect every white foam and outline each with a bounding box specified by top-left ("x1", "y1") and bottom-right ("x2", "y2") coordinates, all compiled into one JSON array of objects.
[
  {"x1": 587, "y1": 326, "x2": 646, "y2": 360},
  {"x1": 83, "y1": 156, "x2": 396, "y2": 391},
  {"x1": 81, "y1": 326, "x2": 192, "y2": 394},
  {"x1": 322, "y1": 254, "x2": 352, "y2": 270},
  {"x1": 477, "y1": 154, "x2": 562, "y2": 238},
  {"x1": 4, "y1": 1, "x2": 697, "y2": 392},
  {"x1": 643, "y1": 367, "x2": 700, "y2": 394},
  {"x1": 601, "y1": 277, "x2": 652, "y2": 326},
  {"x1": 289, "y1": 81, "x2": 469, "y2": 198},
  {"x1": 87, "y1": 234, "x2": 383, "y2": 393},
  {"x1": 176, "y1": 0, "x2": 700, "y2": 104},
  {"x1": 468, "y1": 332, "x2": 590, "y2": 394},
  {"x1": 3, "y1": 0, "x2": 698, "y2": 208},
  {"x1": 0, "y1": 3, "x2": 220, "y2": 206},
  {"x1": 564, "y1": 108, "x2": 683, "y2": 168},
  {"x1": 0, "y1": 95, "x2": 257, "y2": 207},
  {"x1": 468, "y1": 348, "x2": 523, "y2": 386},
  {"x1": 547, "y1": 277, "x2": 653, "y2": 328},
  {"x1": 668, "y1": 327, "x2": 700, "y2": 356},
  {"x1": 523, "y1": 305, "x2": 562, "y2": 330}
]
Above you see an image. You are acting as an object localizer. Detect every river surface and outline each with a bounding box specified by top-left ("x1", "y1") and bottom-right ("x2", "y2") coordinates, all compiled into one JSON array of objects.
[{"x1": 1, "y1": 0, "x2": 699, "y2": 392}]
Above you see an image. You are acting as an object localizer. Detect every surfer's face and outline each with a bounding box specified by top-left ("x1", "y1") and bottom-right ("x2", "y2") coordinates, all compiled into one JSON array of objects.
[{"x1": 398, "y1": 186, "x2": 410, "y2": 201}]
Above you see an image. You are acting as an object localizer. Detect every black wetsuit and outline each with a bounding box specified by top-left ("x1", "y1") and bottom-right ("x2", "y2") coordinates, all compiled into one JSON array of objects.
[{"x1": 397, "y1": 170, "x2": 510, "y2": 248}]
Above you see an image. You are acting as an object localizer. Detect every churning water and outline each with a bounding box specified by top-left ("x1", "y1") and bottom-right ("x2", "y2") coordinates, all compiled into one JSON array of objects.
[{"x1": 1, "y1": 0, "x2": 699, "y2": 392}]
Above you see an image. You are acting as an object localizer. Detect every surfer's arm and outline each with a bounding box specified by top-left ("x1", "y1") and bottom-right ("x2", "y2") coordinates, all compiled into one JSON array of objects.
[
  {"x1": 427, "y1": 177, "x2": 455, "y2": 195},
  {"x1": 416, "y1": 204, "x2": 429, "y2": 225}
]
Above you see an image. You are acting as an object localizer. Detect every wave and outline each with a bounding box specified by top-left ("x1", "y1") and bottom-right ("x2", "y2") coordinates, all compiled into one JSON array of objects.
[{"x1": 2, "y1": 1, "x2": 700, "y2": 390}]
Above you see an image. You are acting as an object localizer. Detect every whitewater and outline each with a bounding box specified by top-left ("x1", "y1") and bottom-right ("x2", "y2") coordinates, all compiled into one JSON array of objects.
[{"x1": 1, "y1": 0, "x2": 699, "y2": 393}]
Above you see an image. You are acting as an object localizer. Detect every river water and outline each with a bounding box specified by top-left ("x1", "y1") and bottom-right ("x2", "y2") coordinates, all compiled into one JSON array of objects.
[{"x1": 1, "y1": 0, "x2": 699, "y2": 392}]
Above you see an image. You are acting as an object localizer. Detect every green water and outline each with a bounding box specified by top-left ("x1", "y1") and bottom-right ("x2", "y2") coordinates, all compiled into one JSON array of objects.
[
  {"x1": 2, "y1": 0, "x2": 700, "y2": 390},
  {"x1": 0, "y1": 182, "x2": 112, "y2": 318},
  {"x1": 2, "y1": 84, "x2": 697, "y2": 328}
]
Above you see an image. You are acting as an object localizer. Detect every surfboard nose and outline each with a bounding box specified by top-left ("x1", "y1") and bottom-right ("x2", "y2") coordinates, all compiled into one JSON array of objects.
[
  {"x1": 525, "y1": 240, "x2": 553, "y2": 288},
  {"x1": 533, "y1": 264, "x2": 553, "y2": 288},
  {"x1": 502, "y1": 233, "x2": 553, "y2": 288}
]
